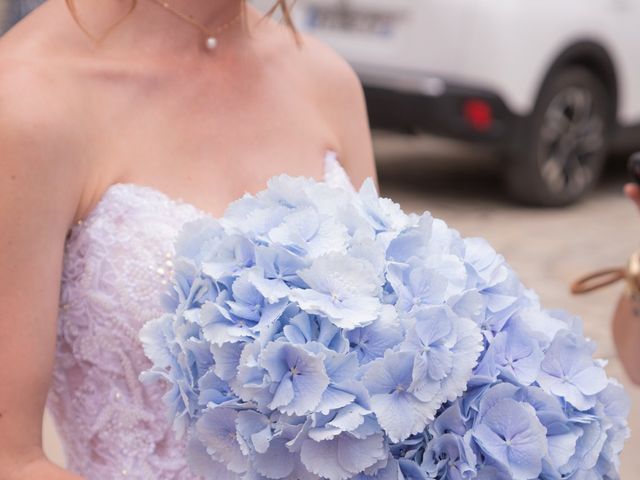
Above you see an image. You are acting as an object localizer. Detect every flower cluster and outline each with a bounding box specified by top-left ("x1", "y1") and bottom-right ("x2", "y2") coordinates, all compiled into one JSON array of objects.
[{"x1": 140, "y1": 174, "x2": 629, "y2": 479}]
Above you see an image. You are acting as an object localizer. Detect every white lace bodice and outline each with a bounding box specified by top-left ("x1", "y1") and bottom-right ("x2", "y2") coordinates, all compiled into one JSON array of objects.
[{"x1": 47, "y1": 153, "x2": 354, "y2": 479}]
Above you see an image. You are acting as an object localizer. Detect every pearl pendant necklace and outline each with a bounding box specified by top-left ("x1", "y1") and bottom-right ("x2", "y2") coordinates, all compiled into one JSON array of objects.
[
  {"x1": 205, "y1": 36, "x2": 218, "y2": 51},
  {"x1": 150, "y1": 0, "x2": 244, "y2": 52}
]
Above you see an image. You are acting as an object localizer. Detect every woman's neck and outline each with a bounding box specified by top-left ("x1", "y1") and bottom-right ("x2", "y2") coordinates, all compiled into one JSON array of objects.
[{"x1": 67, "y1": 0, "x2": 255, "y2": 57}]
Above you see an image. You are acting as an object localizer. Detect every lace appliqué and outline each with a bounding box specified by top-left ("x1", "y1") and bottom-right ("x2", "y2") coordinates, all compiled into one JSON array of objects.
[{"x1": 47, "y1": 155, "x2": 353, "y2": 479}]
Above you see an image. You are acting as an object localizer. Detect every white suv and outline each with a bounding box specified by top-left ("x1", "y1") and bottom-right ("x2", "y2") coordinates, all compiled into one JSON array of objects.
[{"x1": 292, "y1": 0, "x2": 640, "y2": 206}]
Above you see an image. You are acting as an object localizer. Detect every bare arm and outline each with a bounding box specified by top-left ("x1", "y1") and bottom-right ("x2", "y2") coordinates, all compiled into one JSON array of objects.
[
  {"x1": 611, "y1": 183, "x2": 640, "y2": 385},
  {"x1": 330, "y1": 67, "x2": 377, "y2": 189},
  {"x1": 301, "y1": 34, "x2": 378, "y2": 189},
  {"x1": 0, "y1": 65, "x2": 84, "y2": 479}
]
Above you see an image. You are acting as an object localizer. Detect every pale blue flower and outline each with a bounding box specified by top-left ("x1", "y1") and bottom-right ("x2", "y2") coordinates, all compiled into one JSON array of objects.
[
  {"x1": 197, "y1": 370, "x2": 237, "y2": 408},
  {"x1": 252, "y1": 436, "x2": 302, "y2": 479},
  {"x1": 235, "y1": 410, "x2": 274, "y2": 456},
  {"x1": 594, "y1": 381, "x2": 631, "y2": 477},
  {"x1": 249, "y1": 245, "x2": 308, "y2": 302},
  {"x1": 388, "y1": 215, "x2": 464, "y2": 266},
  {"x1": 446, "y1": 289, "x2": 485, "y2": 328},
  {"x1": 398, "y1": 459, "x2": 430, "y2": 480},
  {"x1": 430, "y1": 402, "x2": 469, "y2": 437},
  {"x1": 260, "y1": 342, "x2": 330, "y2": 416},
  {"x1": 231, "y1": 342, "x2": 278, "y2": 407},
  {"x1": 513, "y1": 385, "x2": 579, "y2": 473},
  {"x1": 488, "y1": 318, "x2": 544, "y2": 385},
  {"x1": 228, "y1": 273, "x2": 291, "y2": 339},
  {"x1": 268, "y1": 207, "x2": 350, "y2": 258},
  {"x1": 282, "y1": 312, "x2": 349, "y2": 353},
  {"x1": 195, "y1": 407, "x2": 248, "y2": 474},
  {"x1": 264, "y1": 174, "x2": 319, "y2": 204},
  {"x1": 347, "y1": 305, "x2": 403, "y2": 364},
  {"x1": 299, "y1": 419, "x2": 387, "y2": 480},
  {"x1": 306, "y1": 345, "x2": 362, "y2": 414},
  {"x1": 348, "y1": 234, "x2": 388, "y2": 288},
  {"x1": 463, "y1": 237, "x2": 509, "y2": 290},
  {"x1": 423, "y1": 432, "x2": 477, "y2": 480},
  {"x1": 425, "y1": 218, "x2": 466, "y2": 259},
  {"x1": 210, "y1": 341, "x2": 244, "y2": 381},
  {"x1": 422, "y1": 253, "x2": 468, "y2": 299},
  {"x1": 140, "y1": 172, "x2": 629, "y2": 479},
  {"x1": 186, "y1": 435, "x2": 238, "y2": 480},
  {"x1": 291, "y1": 253, "x2": 382, "y2": 330},
  {"x1": 235, "y1": 410, "x2": 307, "y2": 479},
  {"x1": 139, "y1": 312, "x2": 212, "y2": 437},
  {"x1": 195, "y1": 300, "x2": 253, "y2": 346},
  {"x1": 561, "y1": 417, "x2": 607, "y2": 475},
  {"x1": 463, "y1": 237, "x2": 528, "y2": 334},
  {"x1": 537, "y1": 330, "x2": 608, "y2": 410},
  {"x1": 353, "y1": 456, "x2": 402, "y2": 480},
  {"x1": 472, "y1": 394, "x2": 548, "y2": 480},
  {"x1": 596, "y1": 379, "x2": 631, "y2": 435},
  {"x1": 357, "y1": 178, "x2": 409, "y2": 234},
  {"x1": 175, "y1": 217, "x2": 226, "y2": 265},
  {"x1": 402, "y1": 306, "x2": 482, "y2": 398},
  {"x1": 363, "y1": 351, "x2": 441, "y2": 443},
  {"x1": 201, "y1": 234, "x2": 256, "y2": 281},
  {"x1": 224, "y1": 198, "x2": 291, "y2": 241},
  {"x1": 226, "y1": 272, "x2": 267, "y2": 323},
  {"x1": 474, "y1": 464, "x2": 512, "y2": 480},
  {"x1": 511, "y1": 307, "x2": 572, "y2": 348},
  {"x1": 387, "y1": 262, "x2": 448, "y2": 315},
  {"x1": 164, "y1": 260, "x2": 223, "y2": 313},
  {"x1": 305, "y1": 398, "x2": 373, "y2": 443},
  {"x1": 386, "y1": 215, "x2": 433, "y2": 264}
]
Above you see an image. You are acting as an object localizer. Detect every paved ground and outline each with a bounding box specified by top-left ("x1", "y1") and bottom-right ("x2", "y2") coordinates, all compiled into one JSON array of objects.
[{"x1": 43, "y1": 131, "x2": 640, "y2": 477}]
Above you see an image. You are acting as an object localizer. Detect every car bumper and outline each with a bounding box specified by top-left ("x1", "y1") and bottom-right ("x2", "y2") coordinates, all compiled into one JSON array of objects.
[{"x1": 360, "y1": 72, "x2": 523, "y2": 147}]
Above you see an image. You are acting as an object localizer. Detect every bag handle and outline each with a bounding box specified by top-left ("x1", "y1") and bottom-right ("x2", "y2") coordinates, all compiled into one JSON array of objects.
[
  {"x1": 571, "y1": 268, "x2": 626, "y2": 294},
  {"x1": 571, "y1": 251, "x2": 640, "y2": 295}
]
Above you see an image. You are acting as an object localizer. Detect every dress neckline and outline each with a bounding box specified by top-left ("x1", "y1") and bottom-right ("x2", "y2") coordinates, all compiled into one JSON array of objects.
[{"x1": 70, "y1": 150, "x2": 351, "y2": 233}]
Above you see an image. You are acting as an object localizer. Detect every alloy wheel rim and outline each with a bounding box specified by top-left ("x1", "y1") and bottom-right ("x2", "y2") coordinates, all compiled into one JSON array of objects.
[{"x1": 537, "y1": 86, "x2": 605, "y2": 197}]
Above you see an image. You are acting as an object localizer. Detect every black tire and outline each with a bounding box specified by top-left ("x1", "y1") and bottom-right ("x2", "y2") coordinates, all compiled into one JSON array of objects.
[{"x1": 505, "y1": 67, "x2": 613, "y2": 206}]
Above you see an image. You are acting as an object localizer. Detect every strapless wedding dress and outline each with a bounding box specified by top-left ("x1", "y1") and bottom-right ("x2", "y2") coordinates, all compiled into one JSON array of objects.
[{"x1": 46, "y1": 152, "x2": 355, "y2": 479}]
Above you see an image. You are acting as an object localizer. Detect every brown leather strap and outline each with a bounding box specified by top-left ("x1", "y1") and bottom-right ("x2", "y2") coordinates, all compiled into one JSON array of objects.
[{"x1": 571, "y1": 268, "x2": 626, "y2": 294}]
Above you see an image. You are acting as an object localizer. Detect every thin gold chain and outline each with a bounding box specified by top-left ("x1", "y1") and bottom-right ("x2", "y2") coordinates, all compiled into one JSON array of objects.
[
  {"x1": 147, "y1": 0, "x2": 244, "y2": 38},
  {"x1": 65, "y1": 0, "x2": 138, "y2": 44}
]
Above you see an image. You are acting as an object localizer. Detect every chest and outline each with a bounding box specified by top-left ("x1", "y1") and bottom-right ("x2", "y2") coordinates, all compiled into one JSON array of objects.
[{"x1": 73, "y1": 59, "x2": 339, "y2": 220}]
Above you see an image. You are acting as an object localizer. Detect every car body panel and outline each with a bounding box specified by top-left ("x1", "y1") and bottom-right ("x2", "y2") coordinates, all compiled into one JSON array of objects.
[{"x1": 293, "y1": 0, "x2": 640, "y2": 126}]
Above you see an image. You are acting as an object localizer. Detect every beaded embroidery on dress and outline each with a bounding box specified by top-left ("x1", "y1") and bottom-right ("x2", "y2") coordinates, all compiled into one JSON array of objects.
[{"x1": 47, "y1": 151, "x2": 354, "y2": 479}]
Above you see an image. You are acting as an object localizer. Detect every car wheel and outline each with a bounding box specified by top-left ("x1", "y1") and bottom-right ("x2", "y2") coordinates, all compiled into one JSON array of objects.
[{"x1": 505, "y1": 67, "x2": 612, "y2": 206}]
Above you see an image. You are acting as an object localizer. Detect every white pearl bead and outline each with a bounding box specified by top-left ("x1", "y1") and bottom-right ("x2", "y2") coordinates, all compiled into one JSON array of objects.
[{"x1": 206, "y1": 36, "x2": 218, "y2": 50}]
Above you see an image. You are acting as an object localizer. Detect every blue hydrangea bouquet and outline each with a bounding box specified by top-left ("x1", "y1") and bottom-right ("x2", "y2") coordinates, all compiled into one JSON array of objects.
[{"x1": 140, "y1": 173, "x2": 629, "y2": 480}]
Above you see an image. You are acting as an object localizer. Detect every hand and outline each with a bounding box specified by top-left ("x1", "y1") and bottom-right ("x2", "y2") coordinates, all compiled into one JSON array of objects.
[{"x1": 624, "y1": 182, "x2": 640, "y2": 211}]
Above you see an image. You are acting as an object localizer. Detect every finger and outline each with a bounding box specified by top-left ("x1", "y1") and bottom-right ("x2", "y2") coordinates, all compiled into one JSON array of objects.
[{"x1": 624, "y1": 183, "x2": 640, "y2": 209}]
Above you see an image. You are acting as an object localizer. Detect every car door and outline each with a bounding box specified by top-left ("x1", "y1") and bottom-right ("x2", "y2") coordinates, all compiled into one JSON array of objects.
[
  {"x1": 292, "y1": 0, "x2": 482, "y2": 85},
  {"x1": 602, "y1": 0, "x2": 640, "y2": 127}
]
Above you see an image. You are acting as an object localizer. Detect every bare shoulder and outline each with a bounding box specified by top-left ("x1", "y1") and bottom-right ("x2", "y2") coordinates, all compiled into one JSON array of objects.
[
  {"x1": 0, "y1": 10, "x2": 76, "y2": 134},
  {"x1": 258, "y1": 22, "x2": 364, "y2": 104},
  {"x1": 0, "y1": 19, "x2": 87, "y2": 229},
  {"x1": 0, "y1": 55, "x2": 59, "y2": 137},
  {"x1": 295, "y1": 31, "x2": 364, "y2": 105}
]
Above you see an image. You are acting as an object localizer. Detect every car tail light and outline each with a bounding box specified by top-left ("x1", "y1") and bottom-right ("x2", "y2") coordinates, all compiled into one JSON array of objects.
[{"x1": 463, "y1": 99, "x2": 494, "y2": 132}]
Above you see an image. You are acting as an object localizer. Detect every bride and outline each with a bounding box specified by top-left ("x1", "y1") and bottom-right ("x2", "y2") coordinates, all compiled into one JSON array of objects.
[{"x1": 0, "y1": 0, "x2": 375, "y2": 478}]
